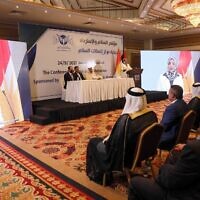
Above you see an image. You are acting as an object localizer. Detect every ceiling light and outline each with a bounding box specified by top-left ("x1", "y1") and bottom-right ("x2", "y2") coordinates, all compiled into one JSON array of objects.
[{"x1": 171, "y1": 0, "x2": 200, "y2": 27}]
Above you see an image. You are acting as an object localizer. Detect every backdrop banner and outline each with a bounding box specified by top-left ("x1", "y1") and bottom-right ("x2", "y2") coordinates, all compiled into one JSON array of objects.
[
  {"x1": 28, "y1": 28, "x2": 123, "y2": 101},
  {"x1": 0, "y1": 40, "x2": 32, "y2": 127}
]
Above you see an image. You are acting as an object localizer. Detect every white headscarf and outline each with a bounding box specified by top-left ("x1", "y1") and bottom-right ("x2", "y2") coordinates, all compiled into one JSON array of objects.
[
  {"x1": 121, "y1": 87, "x2": 147, "y2": 115},
  {"x1": 192, "y1": 82, "x2": 200, "y2": 97}
]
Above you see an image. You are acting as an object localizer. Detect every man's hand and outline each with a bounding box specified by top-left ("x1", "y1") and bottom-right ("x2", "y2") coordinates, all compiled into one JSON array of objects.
[{"x1": 173, "y1": 143, "x2": 186, "y2": 151}]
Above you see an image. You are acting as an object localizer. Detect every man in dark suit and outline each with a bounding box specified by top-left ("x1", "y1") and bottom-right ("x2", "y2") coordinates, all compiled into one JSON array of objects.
[
  {"x1": 64, "y1": 66, "x2": 74, "y2": 89},
  {"x1": 128, "y1": 139, "x2": 200, "y2": 200},
  {"x1": 188, "y1": 82, "x2": 200, "y2": 130},
  {"x1": 158, "y1": 85, "x2": 188, "y2": 150},
  {"x1": 73, "y1": 66, "x2": 85, "y2": 80}
]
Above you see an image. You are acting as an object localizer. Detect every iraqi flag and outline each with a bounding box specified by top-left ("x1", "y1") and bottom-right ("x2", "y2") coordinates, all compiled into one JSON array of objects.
[
  {"x1": 177, "y1": 51, "x2": 194, "y2": 93},
  {"x1": 115, "y1": 49, "x2": 121, "y2": 77},
  {"x1": 194, "y1": 57, "x2": 200, "y2": 82},
  {"x1": 0, "y1": 40, "x2": 24, "y2": 127}
]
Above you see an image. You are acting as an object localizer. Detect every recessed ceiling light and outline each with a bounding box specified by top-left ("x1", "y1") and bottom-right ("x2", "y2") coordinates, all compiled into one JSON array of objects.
[
  {"x1": 68, "y1": 14, "x2": 71, "y2": 17},
  {"x1": 44, "y1": 10, "x2": 48, "y2": 13},
  {"x1": 16, "y1": 5, "x2": 19, "y2": 9}
]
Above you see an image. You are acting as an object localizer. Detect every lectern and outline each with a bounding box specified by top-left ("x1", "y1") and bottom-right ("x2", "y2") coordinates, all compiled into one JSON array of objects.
[{"x1": 127, "y1": 68, "x2": 143, "y2": 87}]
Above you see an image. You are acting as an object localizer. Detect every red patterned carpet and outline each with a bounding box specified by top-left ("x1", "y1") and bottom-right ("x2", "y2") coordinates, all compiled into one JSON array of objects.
[
  {"x1": 0, "y1": 136, "x2": 106, "y2": 200},
  {"x1": 0, "y1": 94, "x2": 193, "y2": 198}
]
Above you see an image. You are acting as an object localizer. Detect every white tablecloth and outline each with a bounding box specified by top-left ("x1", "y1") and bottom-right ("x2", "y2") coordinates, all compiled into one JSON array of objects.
[{"x1": 63, "y1": 78, "x2": 135, "y2": 103}]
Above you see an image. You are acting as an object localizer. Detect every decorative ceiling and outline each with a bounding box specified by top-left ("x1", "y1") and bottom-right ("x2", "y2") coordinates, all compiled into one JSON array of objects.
[{"x1": 0, "y1": 0, "x2": 199, "y2": 39}]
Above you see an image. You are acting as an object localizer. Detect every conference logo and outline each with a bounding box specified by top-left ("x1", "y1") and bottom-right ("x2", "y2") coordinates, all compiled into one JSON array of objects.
[{"x1": 56, "y1": 34, "x2": 72, "y2": 51}]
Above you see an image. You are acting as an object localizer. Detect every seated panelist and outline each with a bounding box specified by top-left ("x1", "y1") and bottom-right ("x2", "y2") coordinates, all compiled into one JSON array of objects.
[
  {"x1": 74, "y1": 66, "x2": 85, "y2": 80},
  {"x1": 64, "y1": 66, "x2": 75, "y2": 89},
  {"x1": 85, "y1": 67, "x2": 103, "y2": 80}
]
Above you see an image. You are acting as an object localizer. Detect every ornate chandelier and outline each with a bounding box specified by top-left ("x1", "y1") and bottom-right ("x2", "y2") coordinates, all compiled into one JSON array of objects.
[{"x1": 171, "y1": 0, "x2": 200, "y2": 27}]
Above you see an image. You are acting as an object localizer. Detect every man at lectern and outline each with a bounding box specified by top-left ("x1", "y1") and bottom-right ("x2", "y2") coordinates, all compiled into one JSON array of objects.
[{"x1": 120, "y1": 55, "x2": 132, "y2": 78}]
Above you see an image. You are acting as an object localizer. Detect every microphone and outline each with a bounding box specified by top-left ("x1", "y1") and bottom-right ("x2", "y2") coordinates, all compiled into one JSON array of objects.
[{"x1": 1, "y1": 90, "x2": 18, "y2": 123}]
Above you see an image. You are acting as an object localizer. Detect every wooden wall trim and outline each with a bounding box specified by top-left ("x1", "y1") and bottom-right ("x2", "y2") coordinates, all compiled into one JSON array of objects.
[
  {"x1": 124, "y1": 37, "x2": 144, "y2": 50},
  {"x1": 153, "y1": 34, "x2": 200, "y2": 49},
  {"x1": 0, "y1": 22, "x2": 18, "y2": 40}
]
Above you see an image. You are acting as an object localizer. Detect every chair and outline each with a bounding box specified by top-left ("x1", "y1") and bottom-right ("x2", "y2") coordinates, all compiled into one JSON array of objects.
[
  {"x1": 103, "y1": 122, "x2": 163, "y2": 186},
  {"x1": 159, "y1": 110, "x2": 196, "y2": 154},
  {"x1": 124, "y1": 122, "x2": 163, "y2": 184},
  {"x1": 188, "y1": 97, "x2": 200, "y2": 138},
  {"x1": 175, "y1": 110, "x2": 196, "y2": 144}
]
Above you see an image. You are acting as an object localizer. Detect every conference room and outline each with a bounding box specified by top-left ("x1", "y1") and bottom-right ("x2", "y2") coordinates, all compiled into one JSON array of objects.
[{"x1": 0, "y1": 1, "x2": 200, "y2": 199}]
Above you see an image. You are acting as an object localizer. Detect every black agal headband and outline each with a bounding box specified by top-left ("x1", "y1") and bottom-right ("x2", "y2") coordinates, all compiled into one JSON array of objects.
[
  {"x1": 127, "y1": 87, "x2": 146, "y2": 96},
  {"x1": 192, "y1": 83, "x2": 200, "y2": 87}
]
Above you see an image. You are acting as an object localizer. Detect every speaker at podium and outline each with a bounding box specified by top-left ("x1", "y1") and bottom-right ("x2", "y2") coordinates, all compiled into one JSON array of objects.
[{"x1": 127, "y1": 67, "x2": 143, "y2": 87}]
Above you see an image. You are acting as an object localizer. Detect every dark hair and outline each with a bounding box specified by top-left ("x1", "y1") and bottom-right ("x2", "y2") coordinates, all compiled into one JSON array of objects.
[
  {"x1": 170, "y1": 85, "x2": 183, "y2": 99},
  {"x1": 74, "y1": 66, "x2": 79, "y2": 70}
]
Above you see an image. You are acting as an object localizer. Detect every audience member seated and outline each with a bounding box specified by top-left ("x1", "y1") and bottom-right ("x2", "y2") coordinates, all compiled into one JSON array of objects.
[
  {"x1": 84, "y1": 67, "x2": 103, "y2": 80},
  {"x1": 86, "y1": 87, "x2": 158, "y2": 185},
  {"x1": 64, "y1": 66, "x2": 75, "y2": 89},
  {"x1": 128, "y1": 140, "x2": 200, "y2": 200},
  {"x1": 188, "y1": 82, "x2": 200, "y2": 131},
  {"x1": 158, "y1": 85, "x2": 188, "y2": 150},
  {"x1": 73, "y1": 66, "x2": 85, "y2": 80}
]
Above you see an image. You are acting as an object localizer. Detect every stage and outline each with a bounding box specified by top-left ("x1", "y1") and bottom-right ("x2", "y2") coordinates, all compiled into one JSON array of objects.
[{"x1": 30, "y1": 91, "x2": 168, "y2": 125}]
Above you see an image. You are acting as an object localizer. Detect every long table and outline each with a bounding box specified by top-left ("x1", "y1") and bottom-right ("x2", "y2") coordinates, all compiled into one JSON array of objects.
[{"x1": 63, "y1": 78, "x2": 135, "y2": 103}]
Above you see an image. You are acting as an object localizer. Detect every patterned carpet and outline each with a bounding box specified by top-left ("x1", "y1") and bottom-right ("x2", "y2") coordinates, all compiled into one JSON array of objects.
[
  {"x1": 0, "y1": 94, "x2": 193, "y2": 198},
  {"x1": 0, "y1": 136, "x2": 106, "y2": 200}
]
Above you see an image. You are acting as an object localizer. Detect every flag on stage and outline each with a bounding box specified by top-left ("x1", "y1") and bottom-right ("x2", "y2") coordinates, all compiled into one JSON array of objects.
[
  {"x1": 194, "y1": 57, "x2": 200, "y2": 82},
  {"x1": 115, "y1": 49, "x2": 121, "y2": 77},
  {"x1": 177, "y1": 51, "x2": 193, "y2": 93},
  {"x1": 0, "y1": 40, "x2": 10, "y2": 86},
  {"x1": 122, "y1": 49, "x2": 127, "y2": 60},
  {"x1": 177, "y1": 51, "x2": 192, "y2": 76},
  {"x1": 0, "y1": 40, "x2": 24, "y2": 127}
]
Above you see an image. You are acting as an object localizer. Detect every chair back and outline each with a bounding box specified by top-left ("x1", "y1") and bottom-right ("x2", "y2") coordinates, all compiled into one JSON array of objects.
[
  {"x1": 130, "y1": 122, "x2": 163, "y2": 172},
  {"x1": 175, "y1": 110, "x2": 196, "y2": 144},
  {"x1": 188, "y1": 97, "x2": 200, "y2": 130}
]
